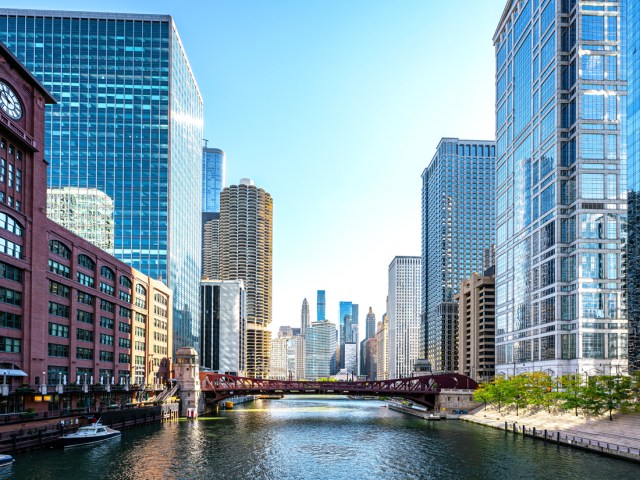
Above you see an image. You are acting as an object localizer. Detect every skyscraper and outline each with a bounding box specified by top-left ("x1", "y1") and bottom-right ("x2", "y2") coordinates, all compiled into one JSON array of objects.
[
  {"x1": 628, "y1": 0, "x2": 640, "y2": 372},
  {"x1": 47, "y1": 187, "x2": 114, "y2": 253},
  {"x1": 365, "y1": 307, "x2": 376, "y2": 339},
  {"x1": 0, "y1": 9, "x2": 204, "y2": 353},
  {"x1": 202, "y1": 147, "x2": 226, "y2": 214},
  {"x1": 200, "y1": 279, "x2": 246, "y2": 375},
  {"x1": 317, "y1": 290, "x2": 326, "y2": 320},
  {"x1": 219, "y1": 178, "x2": 273, "y2": 378},
  {"x1": 375, "y1": 314, "x2": 389, "y2": 380},
  {"x1": 301, "y1": 298, "x2": 310, "y2": 337},
  {"x1": 202, "y1": 212, "x2": 220, "y2": 279},
  {"x1": 305, "y1": 319, "x2": 337, "y2": 379},
  {"x1": 388, "y1": 256, "x2": 422, "y2": 378},
  {"x1": 494, "y1": 0, "x2": 627, "y2": 377},
  {"x1": 422, "y1": 138, "x2": 496, "y2": 373},
  {"x1": 338, "y1": 301, "x2": 355, "y2": 369}
]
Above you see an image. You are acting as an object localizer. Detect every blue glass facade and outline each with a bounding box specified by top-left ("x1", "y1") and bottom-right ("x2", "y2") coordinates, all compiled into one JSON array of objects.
[
  {"x1": 317, "y1": 289, "x2": 325, "y2": 320},
  {"x1": 494, "y1": 0, "x2": 627, "y2": 377},
  {"x1": 202, "y1": 147, "x2": 225, "y2": 213},
  {"x1": 628, "y1": 0, "x2": 640, "y2": 371},
  {"x1": 421, "y1": 138, "x2": 496, "y2": 373},
  {"x1": 0, "y1": 10, "x2": 204, "y2": 353}
]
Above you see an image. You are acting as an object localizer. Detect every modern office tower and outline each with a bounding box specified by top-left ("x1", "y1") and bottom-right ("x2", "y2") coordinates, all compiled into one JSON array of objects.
[
  {"x1": 483, "y1": 245, "x2": 496, "y2": 272},
  {"x1": 0, "y1": 9, "x2": 204, "y2": 354},
  {"x1": 202, "y1": 212, "x2": 220, "y2": 279},
  {"x1": 456, "y1": 271, "x2": 496, "y2": 381},
  {"x1": 344, "y1": 343, "x2": 358, "y2": 376},
  {"x1": 352, "y1": 304, "x2": 359, "y2": 341},
  {"x1": 219, "y1": 178, "x2": 273, "y2": 378},
  {"x1": 202, "y1": 147, "x2": 226, "y2": 214},
  {"x1": 301, "y1": 298, "x2": 310, "y2": 336},
  {"x1": 494, "y1": 0, "x2": 627, "y2": 377},
  {"x1": 388, "y1": 256, "x2": 422, "y2": 378},
  {"x1": 365, "y1": 307, "x2": 376, "y2": 339},
  {"x1": 47, "y1": 187, "x2": 115, "y2": 253},
  {"x1": 0, "y1": 45, "x2": 173, "y2": 415},
  {"x1": 271, "y1": 331, "x2": 305, "y2": 380},
  {"x1": 317, "y1": 290, "x2": 326, "y2": 320},
  {"x1": 305, "y1": 320, "x2": 337, "y2": 379},
  {"x1": 628, "y1": 0, "x2": 640, "y2": 371},
  {"x1": 375, "y1": 315, "x2": 389, "y2": 380},
  {"x1": 200, "y1": 280, "x2": 246, "y2": 375},
  {"x1": 421, "y1": 138, "x2": 496, "y2": 373},
  {"x1": 361, "y1": 337, "x2": 378, "y2": 379}
]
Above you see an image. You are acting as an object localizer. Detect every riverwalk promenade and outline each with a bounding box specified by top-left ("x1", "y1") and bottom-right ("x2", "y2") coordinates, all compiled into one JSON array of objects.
[{"x1": 462, "y1": 406, "x2": 640, "y2": 462}]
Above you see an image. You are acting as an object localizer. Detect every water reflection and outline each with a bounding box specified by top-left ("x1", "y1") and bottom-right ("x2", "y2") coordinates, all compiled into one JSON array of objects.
[{"x1": 2, "y1": 396, "x2": 638, "y2": 480}]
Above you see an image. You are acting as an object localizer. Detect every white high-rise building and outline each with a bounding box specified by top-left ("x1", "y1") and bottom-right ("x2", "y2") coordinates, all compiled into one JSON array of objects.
[
  {"x1": 47, "y1": 187, "x2": 114, "y2": 253},
  {"x1": 375, "y1": 314, "x2": 389, "y2": 380},
  {"x1": 301, "y1": 298, "x2": 310, "y2": 336},
  {"x1": 305, "y1": 320, "x2": 337, "y2": 380},
  {"x1": 388, "y1": 256, "x2": 422, "y2": 378},
  {"x1": 270, "y1": 334, "x2": 305, "y2": 380},
  {"x1": 200, "y1": 279, "x2": 246, "y2": 375}
]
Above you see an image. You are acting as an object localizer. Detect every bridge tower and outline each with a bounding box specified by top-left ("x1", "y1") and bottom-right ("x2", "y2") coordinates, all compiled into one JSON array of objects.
[{"x1": 174, "y1": 347, "x2": 202, "y2": 417}]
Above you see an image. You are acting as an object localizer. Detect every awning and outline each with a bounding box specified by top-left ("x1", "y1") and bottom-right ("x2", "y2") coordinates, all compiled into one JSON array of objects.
[{"x1": 1, "y1": 369, "x2": 28, "y2": 377}]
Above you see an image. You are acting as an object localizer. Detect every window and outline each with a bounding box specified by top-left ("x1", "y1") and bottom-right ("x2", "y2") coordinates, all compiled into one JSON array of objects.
[
  {"x1": 135, "y1": 341, "x2": 145, "y2": 351},
  {"x1": 76, "y1": 347, "x2": 93, "y2": 360},
  {"x1": 135, "y1": 284, "x2": 147, "y2": 296},
  {"x1": 582, "y1": 173, "x2": 605, "y2": 199},
  {"x1": 119, "y1": 306, "x2": 132, "y2": 319},
  {"x1": 1, "y1": 237, "x2": 22, "y2": 259},
  {"x1": 49, "y1": 259, "x2": 70, "y2": 278},
  {"x1": 119, "y1": 338, "x2": 131, "y2": 349},
  {"x1": 99, "y1": 350, "x2": 114, "y2": 362},
  {"x1": 77, "y1": 254, "x2": 95, "y2": 270},
  {"x1": 0, "y1": 260, "x2": 22, "y2": 282},
  {"x1": 0, "y1": 286, "x2": 22, "y2": 306},
  {"x1": 119, "y1": 353, "x2": 131, "y2": 364},
  {"x1": 100, "y1": 333, "x2": 114, "y2": 346},
  {"x1": 119, "y1": 322, "x2": 131, "y2": 334},
  {"x1": 77, "y1": 291, "x2": 94, "y2": 306},
  {"x1": 583, "y1": 333, "x2": 605, "y2": 359},
  {"x1": 119, "y1": 291, "x2": 131, "y2": 303},
  {"x1": 119, "y1": 276, "x2": 132, "y2": 289},
  {"x1": 48, "y1": 343, "x2": 69, "y2": 358},
  {"x1": 135, "y1": 327, "x2": 145, "y2": 337},
  {"x1": 100, "y1": 316, "x2": 114, "y2": 329},
  {"x1": 135, "y1": 313, "x2": 146, "y2": 324},
  {"x1": 100, "y1": 299, "x2": 115, "y2": 313},
  {"x1": 0, "y1": 211, "x2": 23, "y2": 236},
  {"x1": 76, "y1": 328, "x2": 94, "y2": 342},
  {"x1": 76, "y1": 272, "x2": 95, "y2": 288},
  {"x1": 582, "y1": 55, "x2": 604, "y2": 81},
  {"x1": 100, "y1": 266, "x2": 115, "y2": 280},
  {"x1": 0, "y1": 312, "x2": 21, "y2": 329},
  {"x1": 0, "y1": 336, "x2": 20, "y2": 353},
  {"x1": 48, "y1": 301, "x2": 69, "y2": 318},
  {"x1": 582, "y1": 15, "x2": 604, "y2": 41},
  {"x1": 47, "y1": 366, "x2": 68, "y2": 386},
  {"x1": 15, "y1": 169, "x2": 21, "y2": 192},
  {"x1": 49, "y1": 280, "x2": 70, "y2": 298},
  {"x1": 77, "y1": 310, "x2": 94, "y2": 324},
  {"x1": 49, "y1": 322, "x2": 69, "y2": 338},
  {"x1": 135, "y1": 297, "x2": 147, "y2": 309},
  {"x1": 0, "y1": 158, "x2": 4, "y2": 183},
  {"x1": 49, "y1": 240, "x2": 71, "y2": 259},
  {"x1": 100, "y1": 282, "x2": 115, "y2": 296}
]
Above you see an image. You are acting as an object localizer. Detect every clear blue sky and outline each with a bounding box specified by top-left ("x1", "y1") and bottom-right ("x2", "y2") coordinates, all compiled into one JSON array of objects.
[{"x1": 14, "y1": 0, "x2": 506, "y2": 335}]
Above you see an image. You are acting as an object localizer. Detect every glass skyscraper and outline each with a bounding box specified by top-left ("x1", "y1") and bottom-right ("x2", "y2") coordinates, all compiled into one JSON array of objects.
[
  {"x1": 0, "y1": 9, "x2": 204, "y2": 352},
  {"x1": 202, "y1": 147, "x2": 225, "y2": 214},
  {"x1": 421, "y1": 138, "x2": 496, "y2": 373},
  {"x1": 494, "y1": 0, "x2": 627, "y2": 377},
  {"x1": 627, "y1": 0, "x2": 639, "y2": 371},
  {"x1": 317, "y1": 289, "x2": 326, "y2": 320}
]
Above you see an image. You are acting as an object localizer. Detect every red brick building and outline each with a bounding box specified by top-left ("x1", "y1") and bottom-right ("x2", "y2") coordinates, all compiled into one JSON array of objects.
[{"x1": 0, "y1": 42, "x2": 172, "y2": 415}]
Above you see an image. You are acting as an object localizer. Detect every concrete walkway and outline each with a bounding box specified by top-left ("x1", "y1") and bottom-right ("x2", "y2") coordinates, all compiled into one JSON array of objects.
[{"x1": 462, "y1": 406, "x2": 640, "y2": 462}]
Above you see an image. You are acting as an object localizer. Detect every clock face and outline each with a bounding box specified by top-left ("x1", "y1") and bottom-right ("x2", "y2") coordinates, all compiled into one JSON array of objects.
[{"x1": 0, "y1": 81, "x2": 23, "y2": 120}]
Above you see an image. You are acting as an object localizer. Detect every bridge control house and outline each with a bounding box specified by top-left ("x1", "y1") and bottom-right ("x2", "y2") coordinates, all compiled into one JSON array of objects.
[{"x1": 0, "y1": 42, "x2": 173, "y2": 416}]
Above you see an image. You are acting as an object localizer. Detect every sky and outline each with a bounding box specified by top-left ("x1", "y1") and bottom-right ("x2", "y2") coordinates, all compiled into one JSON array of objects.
[{"x1": 13, "y1": 0, "x2": 507, "y2": 337}]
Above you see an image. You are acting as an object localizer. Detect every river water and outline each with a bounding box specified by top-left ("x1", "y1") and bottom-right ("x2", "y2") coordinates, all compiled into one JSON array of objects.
[{"x1": 2, "y1": 396, "x2": 638, "y2": 480}]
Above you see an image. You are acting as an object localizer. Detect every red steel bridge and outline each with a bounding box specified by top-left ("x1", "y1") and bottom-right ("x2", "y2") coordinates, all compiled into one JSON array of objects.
[{"x1": 200, "y1": 372, "x2": 478, "y2": 409}]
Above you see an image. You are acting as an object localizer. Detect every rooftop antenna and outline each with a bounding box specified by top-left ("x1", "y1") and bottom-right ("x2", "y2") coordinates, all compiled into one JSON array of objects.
[{"x1": 203, "y1": 138, "x2": 209, "y2": 148}]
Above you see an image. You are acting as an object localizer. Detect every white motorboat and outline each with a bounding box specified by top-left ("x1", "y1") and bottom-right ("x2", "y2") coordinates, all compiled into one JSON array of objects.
[
  {"x1": 60, "y1": 421, "x2": 121, "y2": 448},
  {"x1": 0, "y1": 454, "x2": 14, "y2": 466}
]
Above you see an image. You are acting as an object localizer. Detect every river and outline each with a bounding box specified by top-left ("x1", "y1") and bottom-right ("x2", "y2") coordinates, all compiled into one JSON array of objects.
[{"x1": 2, "y1": 396, "x2": 638, "y2": 479}]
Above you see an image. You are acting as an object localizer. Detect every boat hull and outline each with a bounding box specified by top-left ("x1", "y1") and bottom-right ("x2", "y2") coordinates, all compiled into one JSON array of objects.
[
  {"x1": 0, "y1": 454, "x2": 14, "y2": 466},
  {"x1": 61, "y1": 431, "x2": 121, "y2": 448}
]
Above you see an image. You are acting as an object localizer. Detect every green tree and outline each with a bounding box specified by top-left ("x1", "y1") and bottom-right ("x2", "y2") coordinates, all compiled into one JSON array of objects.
[{"x1": 559, "y1": 374, "x2": 584, "y2": 416}]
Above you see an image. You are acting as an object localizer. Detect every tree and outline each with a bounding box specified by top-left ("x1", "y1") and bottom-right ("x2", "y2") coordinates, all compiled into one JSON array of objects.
[{"x1": 559, "y1": 374, "x2": 584, "y2": 417}]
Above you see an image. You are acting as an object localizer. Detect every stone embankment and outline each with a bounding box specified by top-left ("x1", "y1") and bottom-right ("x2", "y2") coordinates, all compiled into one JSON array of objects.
[{"x1": 462, "y1": 406, "x2": 640, "y2": 463}]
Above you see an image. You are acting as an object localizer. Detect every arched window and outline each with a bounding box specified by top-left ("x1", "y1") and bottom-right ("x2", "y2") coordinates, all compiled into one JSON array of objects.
[
  {"x1": 100, "y1": 266, "x2": 115, "y2": 280},
  {"x1": 0, "y1": 211, "x2": 23, "y2": 237},
  {"x1": 77, "y1": 254, "x2": 95, "y2": 270},
  {"x1": 119, "y1": 275, "x2": 132, "y2": 289},
  {"x1": 135, "y1": 284, "x2": 147, "y2": 296},
  {"x1": 49, "y1": 240, "x2": 71, "y2": 259}
]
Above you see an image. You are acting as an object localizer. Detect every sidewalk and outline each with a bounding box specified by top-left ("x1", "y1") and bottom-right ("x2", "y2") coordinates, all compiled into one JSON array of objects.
[
  {"x1": 462, "y1": 406, "x2": 640, "y2": 461},
  {"x1": 0, "y1": 416, "x2": 81, "y2": 435}
]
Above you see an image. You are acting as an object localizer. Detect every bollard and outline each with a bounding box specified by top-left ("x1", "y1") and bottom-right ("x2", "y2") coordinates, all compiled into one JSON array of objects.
[
  {"x1": 522, "y1": 425, "x2": 525, "y2": 435},
  {"x1": 505, "y1": 421, "x2": 508, "y2": 431},
  {"x1": 533, "y1": 427, "x2": 536, "y2": 438},
  {"x1": 557, "y1": 431, "x2": 560, "y2": 443},
  {"x1": 544, "y1": 429, "x2": 547, "y2": 442}
]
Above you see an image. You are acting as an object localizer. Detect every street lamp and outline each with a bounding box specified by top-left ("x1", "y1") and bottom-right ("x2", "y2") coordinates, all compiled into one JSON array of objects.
[
  {"x1": 40, "y1": 371, "x2": 47, "y2": 395},
  {"x1": 1, "y1": 370, "x2": 8, "y2": 397}
]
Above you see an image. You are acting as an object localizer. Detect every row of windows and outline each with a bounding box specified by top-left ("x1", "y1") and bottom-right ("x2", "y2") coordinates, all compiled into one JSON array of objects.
[
  {"x1": 0, "y1": 236, "x2": 21, "y2": 259},
  {"x1": 0, "y1": 311, "x2": 21, "y2": 329},
  {"x1": 0, "y1": 286, "x2": 22, "y2": 306},
  {"x1": 0, "y1": 260, "x2": 22, "y2": 282},
  {"x1": 0, "y1": 211, "x2": 22, "y2": 236},
  {"x1": 0, "y1": 160, "x2": 22, "y2": 192},
  {"x1": 0, "y1": 139, "x2": 23, "y2": 160},
  {"x1": 0, "y1": 336, "x2": 20, "y2": 353}
]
